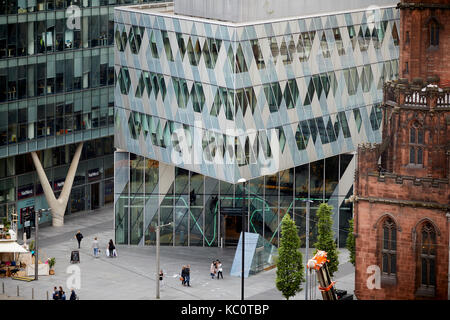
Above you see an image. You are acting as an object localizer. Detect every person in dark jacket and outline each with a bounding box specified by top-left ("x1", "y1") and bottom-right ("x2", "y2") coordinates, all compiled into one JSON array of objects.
[
  {"x1": 70, "y1": 289, "x2": 77, "y2": 300},
  {"x1": 181, "y1": 265, "x2": 186, "y2": 286},
  {"x1": 59, "y1": 286, "x2": 66, "y2": 300},
  {"x1": 75, "y1": 231, "x2": 83, "y2": 249},
  {"x1": 108, "y1": 239, "x2": 115, "y2": 258},
  {"x1": 52, "y1": 286, "x2": 60, "y2": 300},
  {"x1": 184, "y1": 264, "x2": 191, "y2": 287}
]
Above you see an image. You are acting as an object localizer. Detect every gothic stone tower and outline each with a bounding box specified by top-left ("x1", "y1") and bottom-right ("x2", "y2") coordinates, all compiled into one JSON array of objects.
[{"x1": 353, "y1": 0, "x2": 450, "y2": 300}]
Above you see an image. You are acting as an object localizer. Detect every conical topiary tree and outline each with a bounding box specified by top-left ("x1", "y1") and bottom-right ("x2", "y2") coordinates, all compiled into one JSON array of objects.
[
  {"x1": 314, "y1": 203, "x2": 339, "y2": 277},
  {"x1": 346, "y1": 218, "x2": 356, "y2": 266},
  {"x1": 276, "y1": 213, "x2": 305, "y2": 300}
]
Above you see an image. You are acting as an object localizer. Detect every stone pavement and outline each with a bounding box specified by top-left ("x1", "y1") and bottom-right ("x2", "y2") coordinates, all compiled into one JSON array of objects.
[{"x1": 1, "y1": 206, "x2": 355, "y2": 300}]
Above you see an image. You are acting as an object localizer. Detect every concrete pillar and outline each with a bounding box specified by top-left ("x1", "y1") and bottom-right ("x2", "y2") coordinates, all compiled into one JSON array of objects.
[{"x1": 31, "y1": 142, "x2": 84, "y2": 227}]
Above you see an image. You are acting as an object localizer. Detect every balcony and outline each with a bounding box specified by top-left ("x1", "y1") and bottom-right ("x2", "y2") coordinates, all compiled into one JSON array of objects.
[{"x1": 384, "y1": 78, "x2": 450, "y2": 110}]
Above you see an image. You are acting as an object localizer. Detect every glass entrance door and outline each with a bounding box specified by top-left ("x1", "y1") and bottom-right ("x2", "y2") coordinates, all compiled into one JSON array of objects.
[
  {"x1": 223, "y1": 214, "x2": 242, "y2": 247},
  {"x1": 91, "y1": 182, "x2": 100, "y2": 210}
]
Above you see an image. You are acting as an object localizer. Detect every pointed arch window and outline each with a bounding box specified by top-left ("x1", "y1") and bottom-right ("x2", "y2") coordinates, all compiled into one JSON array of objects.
[
  {"x1": 430, "y1": 20, "x2": 439, "y2": 47},
  {"x1": 381, "y1": 217, "x2": 397, "y2": 278},
  {"x1": 416, "y1": 222, "x2": 437, "y2": 296},
  {"x1": 409, "y1": 122, "x2": 424, "y2": 166}
]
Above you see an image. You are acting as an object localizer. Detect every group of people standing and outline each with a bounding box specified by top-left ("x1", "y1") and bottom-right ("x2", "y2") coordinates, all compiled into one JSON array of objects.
[
  {"x1": 180, "y1": 265, "x2": 191, "y2": 286},
  {"x1": 210, "y1": 260, "x2": 223, "y2": 279},
  {"x1": 52, "y1": 286, "x2": 77, "y2": 300},
  {"x1": 75, "y1": 231, "x2": 117, "y2": 258}
]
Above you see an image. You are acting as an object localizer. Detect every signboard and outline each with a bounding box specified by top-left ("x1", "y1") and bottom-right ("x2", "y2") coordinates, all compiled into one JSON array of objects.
[
  {"x1": 18, "y1": 184, "x2": 34, "y2": 200},
  {"x1": 53, "y1": 178, "x2": 65, "y2": 191},
  {"x1": 220, "y1": 206, "x2": 245, "y2": 216},
  {"x1": 88, "y1": 168, "x2": 101, "y2": 181}
]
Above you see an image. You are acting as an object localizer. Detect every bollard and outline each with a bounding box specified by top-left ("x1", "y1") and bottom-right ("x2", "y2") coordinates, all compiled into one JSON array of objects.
[
  {"x1": 32, "y1": 288, "x2": 34, "y2": 300},
  {"x1": 2, "y1": 282, "x2": 4, "y2": 294},
  {"x1": 47, "y1": 291, "x2": 49, "y2": 300},
  {"x1": 17, "y1": 285, "x2": 19, "y2": 297}
]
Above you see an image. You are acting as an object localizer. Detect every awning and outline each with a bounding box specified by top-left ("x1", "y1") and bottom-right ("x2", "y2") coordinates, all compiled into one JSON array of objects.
[{"x1": 0, "y1": 241, "x2": 29, "y2": 253}]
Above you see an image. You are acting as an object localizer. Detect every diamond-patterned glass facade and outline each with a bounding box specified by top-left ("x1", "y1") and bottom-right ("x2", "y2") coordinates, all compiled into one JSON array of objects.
[{"x1": 114, "y1": 5, "x2": 399, "y2": 185}]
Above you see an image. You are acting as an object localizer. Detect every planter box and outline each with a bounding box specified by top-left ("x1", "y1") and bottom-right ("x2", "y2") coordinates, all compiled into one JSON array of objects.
[{"x1": 26, "y1": 264, "x2": 49, "y2": 276}]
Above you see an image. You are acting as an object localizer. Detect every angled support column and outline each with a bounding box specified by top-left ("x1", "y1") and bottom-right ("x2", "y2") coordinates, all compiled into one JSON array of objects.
[{"x1": 31, "y1": 142, "x2": 84, "y2": 227}]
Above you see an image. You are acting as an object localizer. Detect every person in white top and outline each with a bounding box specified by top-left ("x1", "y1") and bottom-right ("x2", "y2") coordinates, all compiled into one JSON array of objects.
[
  {"x1": 217, "y1": 260, "x2": 223, "y2": 279},
  {"x1": 92, "y1": 237, "x2": 99, "y2": 258}
]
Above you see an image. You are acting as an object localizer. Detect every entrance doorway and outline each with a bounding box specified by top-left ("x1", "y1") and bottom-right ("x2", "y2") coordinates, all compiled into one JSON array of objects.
[
  {"x1": 91, "y1": 183, "x2": 100, "y2": 210},
  {"x1": 222, "y1": 214, "x2": 242, "y2": 247}
]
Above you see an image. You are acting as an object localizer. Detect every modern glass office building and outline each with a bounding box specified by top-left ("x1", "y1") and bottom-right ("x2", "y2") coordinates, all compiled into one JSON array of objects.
[
  {"x1": 114, "y1": 0, "x2": 400, "y2": 247},
  {"x1": 0, "y1": 0, "x2": 163, "y2": 227}
]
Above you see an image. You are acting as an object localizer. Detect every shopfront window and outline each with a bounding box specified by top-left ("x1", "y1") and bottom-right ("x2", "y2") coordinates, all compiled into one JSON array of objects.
[{"x1": 189, "y1": 172, "x2": 203, "y2": 246}]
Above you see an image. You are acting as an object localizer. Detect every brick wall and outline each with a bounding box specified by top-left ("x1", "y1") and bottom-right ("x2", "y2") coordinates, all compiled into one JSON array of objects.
[
  {"x1": 354, "y1": 199, "x2": 449, "y2": 300},
  {"x1": 399, "y1": 0, "x2": 450, "y2": 86}
]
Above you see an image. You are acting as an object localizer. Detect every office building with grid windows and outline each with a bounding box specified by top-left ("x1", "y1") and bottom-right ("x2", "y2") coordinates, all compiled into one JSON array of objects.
[
  {"x1": 114, "y1": 0, "x2": 400, "y2": 247},
  {"x1": 0, "y1": 0, "x2": 163, "y2": 226}
]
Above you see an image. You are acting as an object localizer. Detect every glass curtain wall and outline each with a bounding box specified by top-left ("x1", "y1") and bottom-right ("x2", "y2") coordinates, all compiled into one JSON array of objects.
[{"x1": 119, "y1": 153, "x2": 353, "y2": 248}]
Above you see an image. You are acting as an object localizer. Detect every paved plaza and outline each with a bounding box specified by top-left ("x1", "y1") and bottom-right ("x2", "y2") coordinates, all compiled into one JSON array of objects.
[{"x1": 1, "y1": 207, "x2": 354, "y2": 300}]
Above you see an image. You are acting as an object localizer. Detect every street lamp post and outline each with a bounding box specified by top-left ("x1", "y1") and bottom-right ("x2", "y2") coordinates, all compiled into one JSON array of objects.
[
  {"x1": 34, "y1": 208, "x2": 51, "y2": 281},
  {"x1": 302, "y1": 199, "x2": 313, "y2": 300},
  {"x1": 238, "y1": 178, "x2": 247, "y2": 301},
  {"x1": 156, "y1": 221, "x2": 173, "y2": 299}
]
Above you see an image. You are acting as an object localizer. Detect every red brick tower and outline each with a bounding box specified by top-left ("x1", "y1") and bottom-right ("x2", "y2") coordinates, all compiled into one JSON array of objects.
[
  {"x1": 399, "y1": 0, "x2": 450, "y2": 86},
  {"x1": 353, "y1": 0, "x2": 450, "y2": 300}
]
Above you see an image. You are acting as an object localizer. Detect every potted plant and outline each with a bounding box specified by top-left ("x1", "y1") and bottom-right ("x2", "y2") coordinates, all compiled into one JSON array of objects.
[
  {"x1": 1, "y1": 218, "x2": 11, "y2": 239},
  {"x1": 4, "y1": 222, "x2": 10, "y2": 239},
  {"x1": 29, "y1": 240, "x2": 35, "y2": 252},
  {"x1": 47, "y1": 257, "x2": 56, "y2": 275}
]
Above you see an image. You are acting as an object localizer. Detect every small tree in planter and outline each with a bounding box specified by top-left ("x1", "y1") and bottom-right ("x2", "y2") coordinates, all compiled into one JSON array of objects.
[
  {"x1": 1, "y1": 217, "x2": 11, "y2": 239},
  {"x1": 47, "y1": 257, "x2": 56, "y2": 275},
  {"x1": 314, "y1": 203, "x2": 339, "y2": 277},
  {"x1": 346, "y1": 218, "x2": 356, "y2": 266},
  {"x1": 276, "y1": 214, "x2": 305, "y2": 300}
]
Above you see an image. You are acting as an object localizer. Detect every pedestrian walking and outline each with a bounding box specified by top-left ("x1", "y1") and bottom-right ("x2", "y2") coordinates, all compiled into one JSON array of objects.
[
  {"x1": 108, "y1": 239, "x2": 115, "y2": 258},
  {"x1": 75, "y1": 231, "x2": 83, "y2": 249},
  {"x1": 217, "y1": 260, "x2": 223, "y2": 279},
  {"x1": 92, "y1": 237, "x2": 99, "y2": 258},
  {"x1": 210, "y1": 261, "x2": 216, "y2": 279},
  {"x1": 59, "y1": 286, "x2": 66, "y2": 300},
  {"x1": 52, "y1": 286, "x2": 60, "y2": 300},
  {"x1": 69, "y1": 288, "x2": 77, "y2": 300},
  {"x1": 214, "y1": 260, "x2": 218, "y2": 274},
  {"x1": 185, "y1": 264, "x2": 191, "y2": 287},
  {"x1": 181, "y1": 265, "x2": 186, "y2": 286},
  {"x1": 159, "y1": 269, "x2": 164, "y2": 288}
]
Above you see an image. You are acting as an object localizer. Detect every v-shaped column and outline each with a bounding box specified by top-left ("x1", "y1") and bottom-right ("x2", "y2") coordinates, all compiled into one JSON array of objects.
[{"x1": 31, "y1": 142, "x2": 84, "y2": 227}]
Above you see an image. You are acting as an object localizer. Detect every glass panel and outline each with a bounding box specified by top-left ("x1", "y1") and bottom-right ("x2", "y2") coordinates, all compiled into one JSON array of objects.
[
  {"x1": 70, "y1": 186, "x2": 85, "y2": 214},
  {"x1": 204, "y1": 177, "x2": 219, "y2": 247},
  {"x1": 382, "y1": 253, "x2": 388, "y2": 273},
  {"x1": 325, "y1": 156, "x2": 339, "y2": 200},
  {"x1": 115, "y1": 192, "x2": 128, "y2": 245},
  {"x1": 175, "y1": 167, "x2": 189, "y2": 246},
  {"x1": 279, "y1": 169, "x2": 294, "y2": 233},
  {"x1": 429, "y1": 258, "x2": 435, "y2": 285},
  {"x1": 417, "y1": 148, "x2": 423, "y2": 165},
  {"x1": 421, "y1": 258, "x2": 427, "y2": 285},
  {"x1": 189, "y1": 172, "x2": 203, "y2": 246},
  {"x1": 391, "y1": 253, "x2": 396, "y2": 274},
  {"x1": 410, "y1": 147, "x2": 415, "y2": 164},
  {"x1": 249, "y1": 176, "x2": 264, "y2": 237},
  {"x1": 160, "y1": 183, "x2": 174, "y2": 246},
  {"x1": 130, "y1": 155, "x2": 144, "y2": 245},
  {"x1": 418, "y1": 129, "x2": 424, "y2": 144},
  {"x1": 383, "y1": 226, "x2": 389, "y2": 250},
  {"x1": 264, "y1": 173, "x2": 278, "y2": 246}
]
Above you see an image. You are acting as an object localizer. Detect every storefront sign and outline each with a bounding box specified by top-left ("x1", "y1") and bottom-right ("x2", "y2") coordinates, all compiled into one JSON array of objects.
[
  {"x1": 54, "y1": 178, "x2": 65, "y2": 191},
  {"x1": 88, "y1": 168, "x2": 101, "y2": 181},
  {"x1": 18, "y1": 185, "x2": 34, "y2": 200}
]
